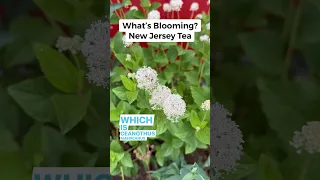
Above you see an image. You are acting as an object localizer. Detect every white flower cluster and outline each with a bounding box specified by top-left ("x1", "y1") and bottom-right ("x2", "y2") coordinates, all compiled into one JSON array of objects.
[
  {"x1": 56, "y1": 35, "x2": 83, "y2": 54},
  {"x1": 81, "y1": 18, "x2": 110, "y2": 88},
  {"x1": 200, "y1": 35, "x2": 210, "y2": 42},
  {"x1": 148, "y1": 10, "x2": 161, "y2": 19},
  {"x1": 149, "y1": 85, "x2": 171, "y2": 110},
  {"x1": 163, "y1": 3, "x2": 172, "y2": 12},
  {"x1": 290, "y1": 121, "x2": 320, "y2": 154},
  {"x1": 135, "y1": 66, "x2": 158, "y2": 92},
  {"x1": 170, "y1": 0, "x2": 183, "y2": 11},
  {"x1": 125, "y1": 54, "x2": 132, "y2": 61},
  {"x1": 201, "y1": 100, "x2": 210, "y2": 111},
  {"x1": 135, "y1": 67, "x2": 186, "y2": 122},
  {"x1": 211, "y1": 102, "x2": 244, "y2": 176},
  {"x1": 190, "y1": 2, "x2": 199, "y2": 11}
]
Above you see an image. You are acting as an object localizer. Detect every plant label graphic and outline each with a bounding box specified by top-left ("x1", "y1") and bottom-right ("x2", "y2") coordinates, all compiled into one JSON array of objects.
[
  {"x1": 119, "y1": 114, "x2": 156, "y2": 141},
  {"x1": 32, "y1": 167, "x2": 110, "y2": 180}
]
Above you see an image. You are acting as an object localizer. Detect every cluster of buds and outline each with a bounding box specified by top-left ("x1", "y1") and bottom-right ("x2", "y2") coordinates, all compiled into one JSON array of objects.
[{"x1": 133, "y1": 144, "x2": 155, "y2": 161}]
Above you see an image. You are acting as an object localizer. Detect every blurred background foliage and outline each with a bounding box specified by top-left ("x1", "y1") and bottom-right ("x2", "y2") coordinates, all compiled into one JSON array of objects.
[
  {"x1": 0, "y1": 0, "x2": 110, "y2": 179},
  {"x1": 212, "y1": 0, "x2": 320, "y2": 179}
]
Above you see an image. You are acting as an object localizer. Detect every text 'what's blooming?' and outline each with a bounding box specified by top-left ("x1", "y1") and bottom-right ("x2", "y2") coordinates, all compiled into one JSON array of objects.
[{"x1": 119, "y1": 19, "x2": 201, "y2": 42}]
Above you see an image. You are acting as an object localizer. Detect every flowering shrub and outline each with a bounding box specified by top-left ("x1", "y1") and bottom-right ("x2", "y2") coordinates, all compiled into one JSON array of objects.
[
  {"x1": 109, "y1": 0, "x2": 210, "y2": 179},
  {"x1": 211, "y1": 0, "x2": 320, "y2": 180}
]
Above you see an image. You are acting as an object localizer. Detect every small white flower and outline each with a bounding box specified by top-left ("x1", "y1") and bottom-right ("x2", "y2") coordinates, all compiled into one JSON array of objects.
[
  {"x1": 125, "y1": 54, "x2": 132, "y2": 61},
  {"x1": 130, "y1": 6, "x2": 138, "y2": 10},
  {"x1": 170, "y1": 0, "x2": 183, "y2": 11},
  {"x1": 195, "y1": 14, "x2": 202, "y2": 19},
  {"x1": 163, "y1": 3, "x2": 172, "y2": 12},
  {"x1": 206, "y1": 23, "x2": 210, "y2": 30},
  {"x1": 201, "y1": 100, "x2": 210, "y2": 111},
  {"x1": 135, "y1": 66, "x2": 158, "y2": 92},
  {"x1": 163, "y1": 94, "x2": 186, "y2": 122},
  {"x1": 127, "y1": 73, "x2": 136, "y2": 79},
  {"x1": 195, "y1": 126, "x2": 201, "y2": 131},
  {"x1": 207, "y1": 0, "x2": 210, "y2": 5},
  {"x1": 190, "y1": 2, "x2": 199, "y2": 11},
  {"x1": 56, "y1": 35, "x2": 83, "y2": 54},
  {"x1": 200, "y1": 35, "x2": 210, "y2": 42},
  {"x1": 149, "y1": 85, "x2": 172, "y2": 110},
  {"x1": 122, "y1": 35, "x2": 133, "y2": 48},
  {"x1": 148, "y1": 10, "x2": 161, "y2": 19},
  {"x1": 290, "y1": 121, "x2": 320, "y2": 154}
]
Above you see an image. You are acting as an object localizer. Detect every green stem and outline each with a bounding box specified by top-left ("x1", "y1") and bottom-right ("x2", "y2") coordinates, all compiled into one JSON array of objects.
[
  {"x1": 283, "y1": 2, "x2": 302, "y2": 81},
  {"x1": 71, "y1": 53, "x2": 83, "y2": 96},
  {"x1": 299, "y1": 157, "x2": 310, "y2": 180},
  {"x1": 89, "y1": 104, "x2": 102, "y2": 124},
  {"x1": 120, "y1": 166, "x2": 125, "y2": 180},
  {"x1": 126, "y1": 144, "x2": 138, "y2": 152},
  {"x1": 198, "y1": 58, "x2": 205, "y2": 87}
]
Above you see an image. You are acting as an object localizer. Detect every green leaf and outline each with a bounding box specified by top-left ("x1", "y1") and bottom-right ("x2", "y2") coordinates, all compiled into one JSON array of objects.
[
  {"x1": 33, "y1": 0, "x2": 75, "y2": 25},
  {"x1": 154, "y1": 112, "x2": 168, "y2": 135},
  {"x1": 166, "y1": 46, "x2": 178, "y2": 61},
  {"x1": 111, "y1": 32, "x2": 126, "y2": 54},
  {"x1": 110, "y1": 140, "x2": 123, "y2": 153},
  {"x1": 195, "y1": 126, "x2": 210, "y2": 145},
  {"x1": 115, "y1": 53, "x2": 134, "y2": 70},
  {"x1": 3, "y1": 39, "x2": 34, "y2": 68},
  {"x1": 155, "y1": 50, "x2": 168, "y2": 66},
  {"x1": 297, "y1": 2, "x2": 320, "y2": 44},
  {"x1": 86, "y1": 121, "x2": 109, "y2": 149},
  {"x1": 8, "y1": 77, "x2": 56, "y2": 122},
  {"x1": 0, "y1": 94, "x2": 20, "y2": 137},
  {"x1": 259, "y1": 0, "x2": 285, "y2": 16},
  {"x1": 121, "y1": 75, "x2": 136, "y2": 91},
  {"x1": 126, "y1": 91, "x2": 138, "y2": 104},
  {"x1": 150, "y1": 2, "x2": 161, "y2": 11},
  {"x1": 0, "y1": 152, "x2": 30, "y2": 180},
  {"x1": 51, "y1": 90, "x2": 91, "y2": 134},
  {"x1": 257, "y1": 78, "x2": 310, "y2": 141},
  {"x1": 134, "y1": 10, "x2": 145, "y2": 19},
  {"x1": 238, "y1": 30, "x2": 284, "y2": 76},
  {"x1": 0, "y1": 125, "x2": 19, "y2": 151},
  {"x1": 190, "y1": 86, "x2": 210, "y2": 106},
  {"x1": 140, "y1": 0, "x2": 150, "y2": 8},
  {"x1": 281, "y1": 152, "x2": 320, "y2": 180},
  {"x1": 112, "y1": 86, "x2": 127, "y2": 100},
  {"x1": 23, "y1": 123, "x2": 66, "y2": 166},
  {"x1": 9, "y1": 16, "x2": 60, "y2": 43},
  {"x1": 190, "y1": 110, "x2": 201, "y2": 128},
  {"x1": 121, "y1": 152, "x2": 133, "y2": 167},
  {"x1": 258, "y1": 154, "x2": 283, "y2": 180},
  {"x1": 185, "y1": 71, "x2": 199, "y2": 86},
  {"x1": 110, "y1": 4, "x2": 122, "y2": 15},
  {"x1": 33, "y1": 43, "x2": 79, "y2": 93}
]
